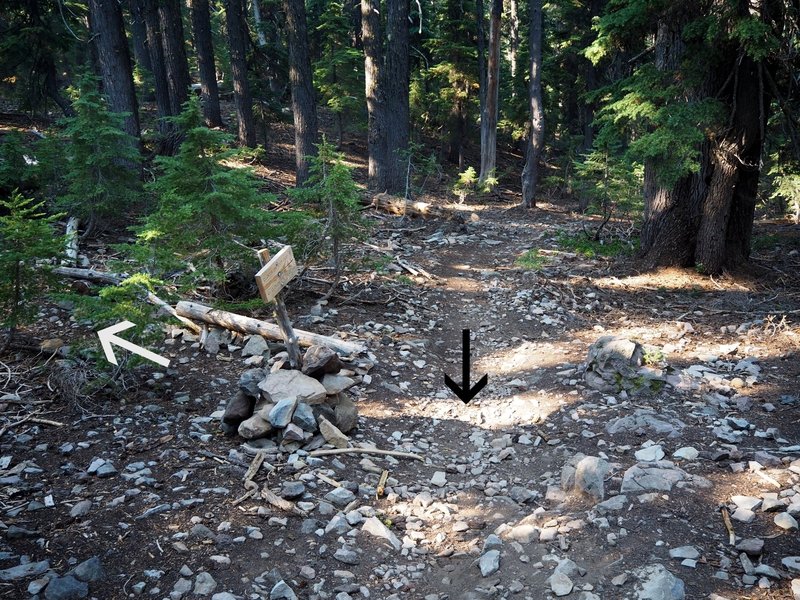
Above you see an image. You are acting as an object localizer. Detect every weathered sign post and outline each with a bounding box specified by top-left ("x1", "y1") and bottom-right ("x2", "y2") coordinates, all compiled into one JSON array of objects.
[{"x1": 255, "y1": 246, "x2": 301, "y2": 368}]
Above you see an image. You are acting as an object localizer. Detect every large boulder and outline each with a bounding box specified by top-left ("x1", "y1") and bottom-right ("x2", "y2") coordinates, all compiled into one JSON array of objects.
[{"x1": 584, "y1": 336, "x2": 644, "y2": 392}]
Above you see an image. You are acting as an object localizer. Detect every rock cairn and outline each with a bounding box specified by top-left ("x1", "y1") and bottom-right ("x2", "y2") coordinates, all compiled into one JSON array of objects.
[{"x1": 219, "y1": 344, "x2": 360, "y2": 449}]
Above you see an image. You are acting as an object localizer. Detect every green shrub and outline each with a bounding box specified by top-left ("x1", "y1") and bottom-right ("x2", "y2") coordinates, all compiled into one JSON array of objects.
[
  {"x1": 0, "y1": 192, "x2": 63, "y2": 333},
  {"x1": 516, "y1": 249, "x2": 548, "y2": 270},
  {"x1": 53, "y1": 75, "x2": 141, "y2": 220},
  {"x1": 289, "y1": 138, "x2": 364, "y2": 293},
  {"x1": 128, "y1": 98, "x2": 300, "y2": 293},
  {"x1": 556, "y1": 231, "x2": 638, "y2": 258}
]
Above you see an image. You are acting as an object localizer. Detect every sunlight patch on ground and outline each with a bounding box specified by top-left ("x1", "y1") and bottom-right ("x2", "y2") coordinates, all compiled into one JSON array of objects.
[
  {"x1": 475, "y1": 340, "x2": 581, "y2": 375},
  {"x1": 593, "y1": 268, "x2": 757, "y2": 293}
]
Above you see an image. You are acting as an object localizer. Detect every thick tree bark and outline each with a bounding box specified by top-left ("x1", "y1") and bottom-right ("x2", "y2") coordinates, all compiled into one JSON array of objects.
[
  {"x1": 87, "y1": 0, "x2": 140, "y2": 141},
  {"x1": 521, "y1": 0, "x2": 543, "y2": 208},
  {"x1": 284, "y1": 0, "x2": 319, "y2": 185},
  {"x1": 127, "y1": 0, "x2": 152, "y2": 74},
  {"x1": 134, "y1": 0, "x2": 174, "y2": 144},
  {"x1": 476, "y1": 0, "x2": 486, "y2": 120},
  {"x1": 189, "y1": 0, "x2": 224, "y2": 127},
  {"x1": 640, "y1": 9, "x2": 768, "y2": 274},
  {"x1": 383, "y1": 0, "x2": 410, "y2": 194},
  {"x1": 159, "y1": 0, "x2": 192, "y2": 116},
  {"x1": 225, "y1": 0, "x2": 257, "y2": 147},
  {"x1": 362, "y1": 0, "x2": 386, "y2": 190},
  {"x1": 479, "y1": 0, "x2": 501, "y2": 187}
]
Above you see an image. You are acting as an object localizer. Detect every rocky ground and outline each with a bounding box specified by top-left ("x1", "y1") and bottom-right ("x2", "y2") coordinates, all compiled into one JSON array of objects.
[{"x1": 1, "y1": 202, "x2": 800, "y2": 600}]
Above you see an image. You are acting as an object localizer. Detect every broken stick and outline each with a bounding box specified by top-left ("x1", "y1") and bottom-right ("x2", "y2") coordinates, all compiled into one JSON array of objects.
[{"x1": 308, "y1": 447, "x2": 424, "y2": 462}]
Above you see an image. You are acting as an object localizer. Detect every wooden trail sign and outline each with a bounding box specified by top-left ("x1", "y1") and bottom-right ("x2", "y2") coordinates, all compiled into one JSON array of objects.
[
  {"x1": 255, "y1": 246, "x2": 301, "y2": 368},
  {"x1": 255, "y1": 246, "x2": 299, "y2": 303}
]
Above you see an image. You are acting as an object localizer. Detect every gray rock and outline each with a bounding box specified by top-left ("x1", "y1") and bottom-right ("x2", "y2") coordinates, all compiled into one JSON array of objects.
[
  {"x1": 260, "y1": 371, "x2": 327, "y2": 405},
  {"x1": 672, "y1": 447, "x2": 698, "y2": 460},
  {"x1": 302, "y1": 346, "x2": 341, "y2": 378},
  {"x1": 211, "y1": 593, "x2": 238, "y2": 600},
  {"x1": 280, "y1": 481, "x2": 306, "y2": 499},
  {"x1": 292, "y1": 402, "x2": 317, "y2": 432},
  {"x1": 322, "y1": 374, "x2": 356, "y2": 395},
  {"x1": 223, "y1": 391, "x2": 256, "y2": 426},
  {"x1": 636, "y1": 564, "x2": 685, "y2": 600},
  {"x1": 479, "y1": 550, "x2": 500, "y2": 577},
  {"x1": 791, "y1": 579, "x2": 800, "y2": 600},
  {"x1": 268, "y1": 398, "x2": 298, "y2": 428},
  {"x1": 595, "y1": 494, "x2": 628, "y2": 514},
  {"x1": 574, "y1": 455, "x2": 609, "y2": 501},
  {"x1": 549, "y1": 572, "x2": 573, "y2": 597},
  {"x1": 732, "y1": 495, "x2": 762, "y2": 511},
  {"x1": 606, "y1": 409, "x2": 685, "y2": 438},
  {"x1": 509, "y1": 486, "x2": 536, "y2": 504},
  {"x1": 584, "y1": 336, "x2": 644, "y2": 391},
  {"x1": 194, "y1": 572, "x2": 217, "y2": 596},
  {"x1": 325, "y1": 487, "x2": 356, "y2": 507},
  {"x1": 430, "y1": 471, "x2": 447, "y2": 487},
  {"x1": 44, "y1": 575, "x2": 88, "y2": 600},
  {"x1": 333, "y1": 548, "x2": 360, "y2": 565},
  {"x1": 239, "y1": 369, "x2": 267, "y2": 397},
  {"x1": 635, "y1": 445, "x2": 665, "y2": 462},
  {"x1": 506, "y1": 524, "x2": 538, "y2": 544},
  {"x1": 0, "y1": 560, "x2": 50, "y2": 581},
  {"x1": 735, "y1": 538, "x2": 764, "y2": 556},
  {"x1": 319, "y1": 417, "x2": 349, "y2": 449},
  {"x1": 621, "y1": 464, "x2": 686, "y2": 492},
  {"x1": 281, "y1": 423, "x2": 305, "y2": 442},
  {"x1": 95, "y1": 462, "x2": 117, "y2": 478},
  {"x1": 238, "y1": 415, "x2": 273, "y2": 440},
  {"x1": 783, "y1": 557, "x2": 800, "y2": 573},
  {"x1": 775, "y1": 512, "x2": 798, "y2": 530},
  {"x1": 362, "y1": 516, "x2": 401, "y2": 550},
  {"x1": 69, "y1": 500, "x2": 92, "y2": 518},
  {"x1": 71, "y1": 556, "x2": 104, "y2": 582},
  {"x1": 242, "y1": 335, "x2": 270, "y2": 358},
  {"x1": 669, "y1": 546, "x2": 699, "y2": 560},
  {"x1": 334, "y1": 396, "x2": 359, "y2": 433},
  {"x1": 270, "y1": 580, "x2": 298, "y2": 600}
]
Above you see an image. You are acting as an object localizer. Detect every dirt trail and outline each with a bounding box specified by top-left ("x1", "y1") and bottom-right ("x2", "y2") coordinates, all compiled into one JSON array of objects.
[{"x1": 1, "y1": 202, "x2": 799, "y2": 599}]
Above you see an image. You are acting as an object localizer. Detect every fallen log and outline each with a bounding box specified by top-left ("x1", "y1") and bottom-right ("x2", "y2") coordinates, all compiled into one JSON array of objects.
[
  {"x1": 175, "y1": 301, "x2": 365, "y2": 356},
  {"x1": 369, "y1": 192, "x2": 442, "y2": 218},
  {"x1": 53, "y1": 267, "x2": 201, "y2": 333}
]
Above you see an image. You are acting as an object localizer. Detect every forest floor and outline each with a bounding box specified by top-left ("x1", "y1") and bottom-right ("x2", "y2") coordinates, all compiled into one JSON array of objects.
[{"x1": 2, "y1": 116, "x2": 800, "y2": 600}]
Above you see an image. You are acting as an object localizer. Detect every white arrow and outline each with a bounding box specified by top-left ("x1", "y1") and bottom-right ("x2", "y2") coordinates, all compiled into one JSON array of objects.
[{"x1": 98, "y1": 321, "x2": 170, "y2": 368}]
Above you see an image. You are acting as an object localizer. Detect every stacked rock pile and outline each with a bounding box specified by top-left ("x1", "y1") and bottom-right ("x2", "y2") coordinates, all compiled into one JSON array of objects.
[{"x1": 219, "y1": 345, "x2": 360, "y2": 449}]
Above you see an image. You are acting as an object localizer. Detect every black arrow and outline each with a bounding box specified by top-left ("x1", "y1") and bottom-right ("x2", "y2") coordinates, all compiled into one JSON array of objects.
[{"x1": 445, "y1": 329, "x2": 488, "y2": 404}]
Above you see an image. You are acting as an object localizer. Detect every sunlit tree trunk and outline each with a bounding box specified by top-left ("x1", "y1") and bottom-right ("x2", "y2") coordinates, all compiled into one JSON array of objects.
[
  {"x1": 479, "y1": 0, "x2": 501, "y2": 187},
  {"x1": 521, "y1": 0, "x2": 543, "y2": 208}
]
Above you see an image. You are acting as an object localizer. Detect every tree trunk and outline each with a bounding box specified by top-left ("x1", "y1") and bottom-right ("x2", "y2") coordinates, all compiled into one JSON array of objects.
[
  {"x1": 284, "y1": 0, "x2": 319, "y2": 185},
  {"x1": 479, "y1": 0, "x2": 501, "y2": 187},
  {"x1": 135, "y1": 0, "x2": 172, "y2": 129},
  {"x1": 127, "y1": 0, "x2": 153, "y2": 74},
  {"x1": 362, "y1": 0, "x2": 386, "y2": 190},
  {"x1": 383, "y1": 0, "x2": 410, "y2": 195},
  {"x1": 159, "y1": 0, "x2": 192, "y2": 116},
  {"x1": 225, "y1": 0, "x2": 257, "y2": 147},
  {"x1": 521, "y1": 0, "x2": 543, "y2": 208},
  {"x1": 476, "y1": 0, "x2": 486, "y2": 120},
  {"x1": 189, "y1": 0, "x2": 224, "y2": 127},
  {"x1": 508, "y1": 0, "x2": 519, "y2": 82},
  {"x1": 87, "y1": 0, "x2": 141, "y2": 141}
]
